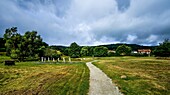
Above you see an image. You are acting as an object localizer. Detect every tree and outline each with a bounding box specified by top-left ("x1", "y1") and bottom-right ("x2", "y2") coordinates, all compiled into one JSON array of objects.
[
  {"x1": 3, "y1": 27, "x2": 19, "y2": 56},
  {"x1": 68, "y1": 42, "x2": 81, "y2": 58},
  {"x1": 44, "y1": 48, "x2": 61, "y2": 59},
  {"x1": 22, "y1": 31, "x2": 43, "y2": 58},
  {"x1": 81, "y1": 46, "x2": 89, "y2": 57},
  {"x1": 89, "y1": 46, "x2": 95, "y2": 56},
  {"x1": 3, "y1": 27, "x2": 47, "y2": 61},
  {"x1": 0, "y1": 38, "x2": 6, "y2": 52},
  {"x1": 116, "y1": 45, "x2": 131, "y2": 56},
  {"x1": 63, "y1": 48, "x2": 69, "y2": 56},
  {"x1": 93, "y1": 46, "x2": 108, "y2": 57},
  {"x1": 153, "y1": 39, "x2": 170, "y2": 57}
]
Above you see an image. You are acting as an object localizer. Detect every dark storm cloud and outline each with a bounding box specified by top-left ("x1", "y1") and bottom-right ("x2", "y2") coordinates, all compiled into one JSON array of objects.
[{"x1": 0, "y1": 0, "x2": 170, "y2": 46}]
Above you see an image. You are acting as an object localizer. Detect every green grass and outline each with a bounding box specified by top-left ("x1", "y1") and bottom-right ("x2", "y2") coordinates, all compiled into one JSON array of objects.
[
  {"x1": 93, "y1": 57, "x2": 170, "y2": 95},
  {"x1": 0, "y1": 62, "x2": 89, "y2": 95},
  {"x1": 0, "y1": 56, "x2": 11, "y2": 63}
]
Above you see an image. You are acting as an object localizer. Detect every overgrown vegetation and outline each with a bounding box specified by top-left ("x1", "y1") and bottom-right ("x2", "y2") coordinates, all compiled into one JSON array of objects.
[
  {"x1": 0, "y1": 62, "x2": 89, "y2": 95},
  {"x1": 93, "y1": 57, "x2": 170, "y2": 95},
  {"x1": 116, "y1": 44, "x2": 131, "y2": 56},
  {"x1": 0, "y1": 56, "x2": 11, "y2": 63},
  {"x1": 154, "y1": 39, "x2": 170, "y2": 57},
  {"x1": 93, "y1": 46, "x2": 108, "y2": 57},
  {"x1": 3, "y1": 27, "x2": 48, "y2": 61},
  {"x1": 68, "y1": 42, "x2": 81, "y2": 58}
]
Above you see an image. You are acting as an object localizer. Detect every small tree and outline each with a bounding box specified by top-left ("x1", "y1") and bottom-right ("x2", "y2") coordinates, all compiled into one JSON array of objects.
[
  {"x1": 68, "y1": 42, "x2": 81, "y2": 58},
  {"x1": 153, "y1": 39, "x2": 170, "y2": 57},
  {"x1": 116, "y1": 45, "x2": 131, "y2": 56},
  {"x1": 93, "y1": 46, "x2": 108, "y2": 57},
  {"x1": 44, "y1": 48, "x2": 61, "y2": 59}
]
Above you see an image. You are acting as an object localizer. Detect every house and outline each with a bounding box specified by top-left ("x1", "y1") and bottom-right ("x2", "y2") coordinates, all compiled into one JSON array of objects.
[{"x1": 138, "y1": 49, "x2": 151, "y2": 54}]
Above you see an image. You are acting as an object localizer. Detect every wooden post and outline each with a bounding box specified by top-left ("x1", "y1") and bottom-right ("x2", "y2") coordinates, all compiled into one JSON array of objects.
[
  {"x1": 48, "y1": 57, "x2": 50, "y2": 62},
  {"x1": 41, "y1": 57, "x2": 44, "y2": 62},
  {"x1": 53, "y1": 58, "x2": 55, "y2": 62},
  {"x1": 63, "y1": 58, "x2": 65, "y2": 63},
  {"x1": 69, "y1": 57, "x2": 71, "y2": 63},
  {"x1": 44, "y1": 57, "x2": 46, "y2": 62},
  {"x1": 58, "y1": 58, "x2": 60, "y2": 62}
]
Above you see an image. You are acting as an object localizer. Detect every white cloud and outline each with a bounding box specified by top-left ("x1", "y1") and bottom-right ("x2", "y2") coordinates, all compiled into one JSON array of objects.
[
  {"x1": 127, "y1": 35, "x2": 137, "y2": 42},
  {"x1": 146, "y1": 35, "x2": 158, "y2": 43},
  {"x1": 67, "y1": 0, "x2": 118, "y2": 20}
]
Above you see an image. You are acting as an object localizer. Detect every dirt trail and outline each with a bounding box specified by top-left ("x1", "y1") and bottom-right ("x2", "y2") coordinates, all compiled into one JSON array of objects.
[{"x1": 86, "y1": 62, "x2": 123, "y2": 95}]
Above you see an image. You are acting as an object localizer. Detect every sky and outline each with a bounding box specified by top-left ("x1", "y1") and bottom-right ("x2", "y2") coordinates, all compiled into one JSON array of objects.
[{"x1": 0, "y1": 0, "x2": 170, "y2": 46}]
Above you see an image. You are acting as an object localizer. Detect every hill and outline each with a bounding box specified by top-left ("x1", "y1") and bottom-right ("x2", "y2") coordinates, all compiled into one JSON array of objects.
[
  {"x1": 50, "y1": 43, "x2": 157, "y2": 51},
  {"x1": 99, "y1": 43, "x2": 156, "y2": 51}
]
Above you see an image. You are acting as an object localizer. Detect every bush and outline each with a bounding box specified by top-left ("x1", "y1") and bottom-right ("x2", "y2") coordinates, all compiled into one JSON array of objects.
[
  {"x1": 0, "y1": 52, "x2": 6, "y2": 56},
  {"x1": 93, "y1": 46, "x2": 108, "y2": 57},
  {"x1": 108, "y1": 52, "x2": 116, "y2": 57},
  {"x1": 131, "y1": 53, "x2": 148, "y2": 57},
  {"x1": 0, "y1": 48, "x2": 6, "y2": 52},
  {"x1": 25, "y1": 57, "x2": 39, "y2": 61}
]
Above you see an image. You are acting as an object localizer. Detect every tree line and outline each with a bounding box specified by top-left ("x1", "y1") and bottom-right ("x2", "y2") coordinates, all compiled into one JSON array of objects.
[
  {"x1": 66, "y1": 42, "x2": 109, "y2": 58},
  {"x1": 68, "y1": 40, "x2": 169, "y2": 57},
  {"x1": 1, "y1": 27, "x2": 170, "y2": 61}
]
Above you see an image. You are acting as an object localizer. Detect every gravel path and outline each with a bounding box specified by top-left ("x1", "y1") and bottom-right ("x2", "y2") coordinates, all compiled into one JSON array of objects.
[{"x1": 86, "y1": 62, "x2": 123, "y2": 95}]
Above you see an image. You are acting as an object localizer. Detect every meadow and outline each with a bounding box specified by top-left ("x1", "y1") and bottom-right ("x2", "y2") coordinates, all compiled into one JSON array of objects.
[
  {"x1": 0, "y1": 56, "x2": 10, "y2": 63},
  {"x1": 0, "y1": 60, "x2": 89, "y2": 95},
  {"x1": 0, "y1": 56, "x2": 170, "y2": 95},
  {"x1": 93, "y1": 57, "x2": 170, "y2": 95}
]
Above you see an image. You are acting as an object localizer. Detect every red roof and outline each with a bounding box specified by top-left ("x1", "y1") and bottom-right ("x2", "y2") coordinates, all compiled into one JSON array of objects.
[{"x1": 138, "y1": 49, "x2": 151, "y2": 52}]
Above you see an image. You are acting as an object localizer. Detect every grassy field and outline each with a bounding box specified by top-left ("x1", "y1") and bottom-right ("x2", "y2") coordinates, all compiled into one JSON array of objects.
[
  {"x1": 0, "y1": 56, "x2": 11, "y2": 63},
  {"x1": 0, "y1": 62, "x2": 89, "y2": 95},
  {"x1": 93, "y1": 57, "x2": 170, "y2": 95}
]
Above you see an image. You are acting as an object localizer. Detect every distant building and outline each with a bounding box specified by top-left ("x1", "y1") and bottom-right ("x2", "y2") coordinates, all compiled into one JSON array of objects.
[
  {"x1": 138, "y1": 49, "x2": 151, "y2": 54},
  {"x1": 131, "y1": 51, "x2": 138, "y2": 54}
]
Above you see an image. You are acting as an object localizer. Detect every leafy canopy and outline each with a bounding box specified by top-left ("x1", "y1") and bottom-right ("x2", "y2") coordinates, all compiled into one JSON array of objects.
[
  {"x1": 3, "y1": 27, "x2": 47, "y2": 61},
  {"x1": 154, "y1": 39, "x2": 170, "y2": 57},
  {"x1": 80, "y1": 46, "x2": 89, "y2": 57},
  {"x1": 68, "y1": 42, "x2": 81, "y2": 58},
  {"x1": 93, "y1": 46, "x2": 108, "y2": 57},
  {"x1": 116, "y1": 44, "x2": 131, "y2": 56}
]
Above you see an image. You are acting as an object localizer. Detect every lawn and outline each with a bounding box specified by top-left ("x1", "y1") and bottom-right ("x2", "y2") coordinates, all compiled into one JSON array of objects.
[
  {"x1": 0, "y1": 56, "x2": 11, "y2": 63},
  {"x1": 0, "y1": 62, "x2": 89, "y2": 95},
  {"x1": 93, "y1": 57, "x2": 170, "y2": 95}
]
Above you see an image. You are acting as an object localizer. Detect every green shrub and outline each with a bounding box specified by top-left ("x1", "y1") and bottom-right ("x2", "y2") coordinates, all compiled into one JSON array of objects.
[
  {"x1": 0, "y1": 52, "x2": 6, "y2": 56},
  {"x1": 131, "y1": 53, "x2": 148, "y2": 57}
]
